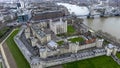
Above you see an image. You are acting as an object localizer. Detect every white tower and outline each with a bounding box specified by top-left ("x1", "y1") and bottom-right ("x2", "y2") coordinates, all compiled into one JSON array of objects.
[
  {"x1": 49, "y1": 18, "x2": 67, "y2": 34},
  {"x1": 113, "y1": 48, "x2": 118, "y2": 55},
  {"x1": 106, "y1": 47, "x2": 113, "y2": 56}
]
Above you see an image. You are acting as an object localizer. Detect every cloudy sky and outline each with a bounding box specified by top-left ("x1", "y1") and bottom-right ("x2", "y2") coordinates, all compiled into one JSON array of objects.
[
  {"x1": 0, "y1": 0, "x2": 18, "y2": 2},
  {"x1": 0, "y1": 0, "x2": 46, "y2": 2}
]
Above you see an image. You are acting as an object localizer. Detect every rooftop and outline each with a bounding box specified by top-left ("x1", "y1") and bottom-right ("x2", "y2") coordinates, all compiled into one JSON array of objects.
[
  {"x1": 32, "y1": 25, "x2": 46, "y2": 38},
  {"x1": 48, "y1": 40, "x2": 58, "y2": 48},
  {"x1": 108, "y1": 44, "x2": 116, "y2": 49}
]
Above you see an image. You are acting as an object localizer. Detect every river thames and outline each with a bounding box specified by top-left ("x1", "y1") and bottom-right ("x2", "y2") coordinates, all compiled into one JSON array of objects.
[
  {"x1": 84, "y1": 17, "x2": 120, "y2": 40},
  {"x1": 58, "y1": 3, "x2": 120, "y2": 40}
]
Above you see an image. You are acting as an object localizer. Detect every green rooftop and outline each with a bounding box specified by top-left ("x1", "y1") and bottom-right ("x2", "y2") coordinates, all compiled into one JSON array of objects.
[
  {"x1": 57, "y1": 41, "x2": 64, "y2": 46},
  {"x1": 67, "y1": 25, "x2": 75, "y2": 34},
  {"x1": 68, "y1": 37, "x2": 84, "y2": 43},
  {"x1": 116, "y1": 53, "x2": 120, "y2": 59}
]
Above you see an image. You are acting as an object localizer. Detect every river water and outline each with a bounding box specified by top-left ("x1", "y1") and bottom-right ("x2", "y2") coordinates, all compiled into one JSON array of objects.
[
  {"x1": 57, "y1": 3, "x2": 120, "y2": 40},
  {"x1": 83, "y1": 17, "x2": 120, "y2": 40}
]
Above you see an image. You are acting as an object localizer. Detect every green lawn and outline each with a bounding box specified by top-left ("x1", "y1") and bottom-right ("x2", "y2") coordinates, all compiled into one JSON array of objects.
[
  {"x1": 6, "y1": 29, "x2": 30, "y2": 68},
  {"x1": 0, "y1": 62, "x2": 2, "y2": 68},
  {"x1": 103, "y1": 40, "x2": 110, "y2": 45},
  {"x1": 57, "y1": 41, "x2": 64, "y2": 46},
  {"x1": 68, "y1": 37, "x2": 84, "y2": 43},
  {"x1": 63, "y1": 56, "x2": 120, "y2": 68},
  {"x1": 67, "y1": 25, "x2": 75, "y2": 34},
  {"x1": 116, "y1": 53, "x2": 120, "y2": 59},
  {"x1": 57, "y1": 33, "x2": 67, "y2": 37},
  {"x1": 57, "y1": 25, "x2": 75, "y2": 37}
]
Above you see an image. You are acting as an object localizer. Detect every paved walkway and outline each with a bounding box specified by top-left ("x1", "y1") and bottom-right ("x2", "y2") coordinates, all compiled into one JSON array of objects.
[
  {"x1": 2, "y1": 43, "x2": 17, "y2": 68},
  {"x1": 111, "y1": 54, "x2": 120, "y2": 65}
]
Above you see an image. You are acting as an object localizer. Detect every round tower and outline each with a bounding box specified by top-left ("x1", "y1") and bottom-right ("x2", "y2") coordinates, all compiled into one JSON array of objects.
[
  {"x1": 112, "y1": 48, "x2": 118, "y2": 55},
  {"x1": 105, "y1": 44, "x2": 114, "y2": 56},
  {"x1": 106, "y1": 47, "x2": 113, "y2": 56}
]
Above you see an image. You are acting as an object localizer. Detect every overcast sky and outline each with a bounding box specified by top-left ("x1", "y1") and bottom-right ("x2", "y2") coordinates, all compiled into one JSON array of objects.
[
  {"x1": 0, "y1": 0, "x2": 45, "y2": 2},
  {"x1": 0, "y1": 0, "x2": 18, "y2": 2}
]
